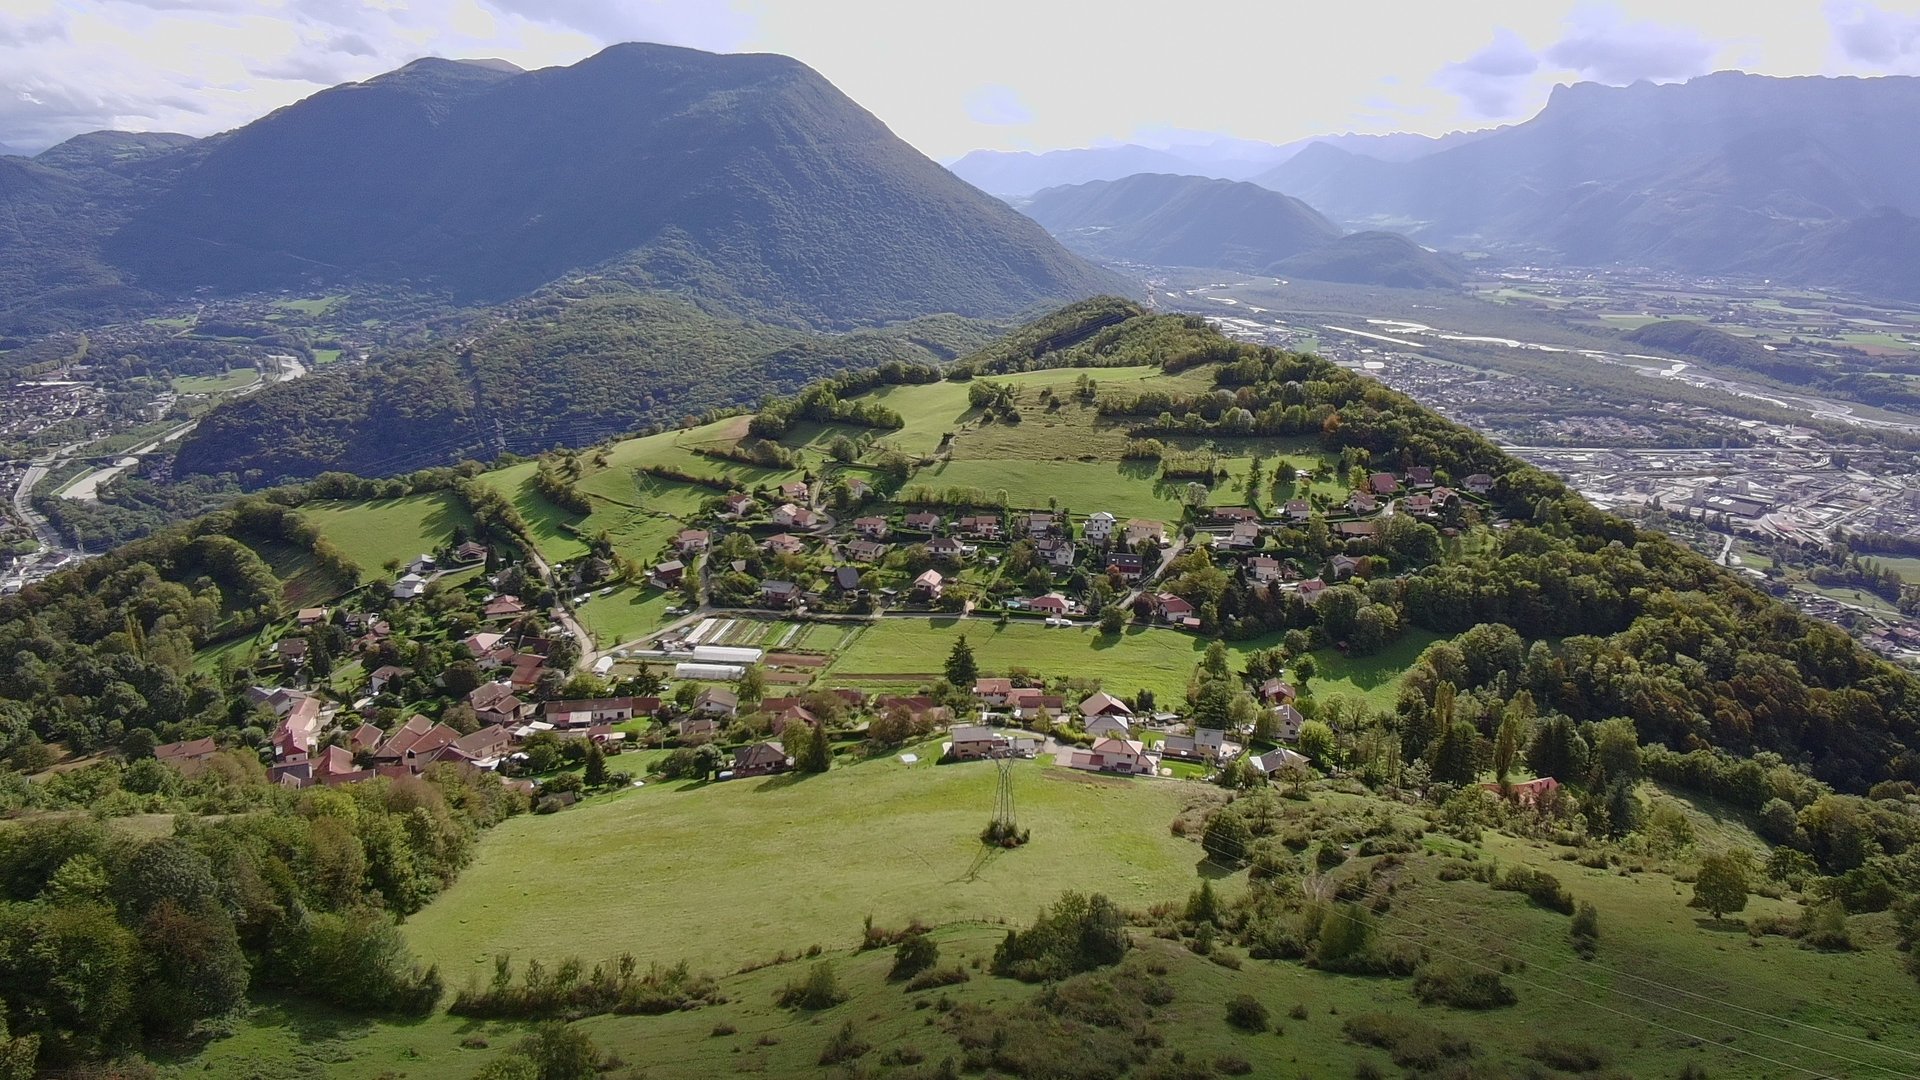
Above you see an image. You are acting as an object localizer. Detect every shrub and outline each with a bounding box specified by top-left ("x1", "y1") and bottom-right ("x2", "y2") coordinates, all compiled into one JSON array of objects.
[
  {"x1": 1342, "y1": 1012, "x2": 1474, "y2": 1070},
  {"x1": 991, "y1": 891, "x2": 1130, "y2": 982},
  {"x1": 1214, "y1": 1053, "x2": 1253, "y2": 1075},
  {"x1": 775, "y1": 962, "x2": 848, "y2": 1010},
  {"x1": 1570, "y1": 901, "x2": 1600, "y2": 959},
  {"x1": 1411, "y1": 962, "x2": 1518, "y2": 1009},
  {"x1": 1527, "y1": 1038, "x2": 1611, "y2": 1072},
  {"x1": 1799, "y1": 901, "x2": 1853, "y2": 951},
  {"x1": 890, "y1": 933, "x2": 940, "y2": 981},
  {"x1": 1493, "y1": 866, "x2": 1575, "y2": 914},
  {"x1": 904, "y1": 966, "x2": 971, "y2": 992},
  {"x1": 818, "y1": 1020, "x2": 870, "y2": 1065},
  {"x1": 1224, "y1": 994, "x2": 1269, "y2": 1032}
]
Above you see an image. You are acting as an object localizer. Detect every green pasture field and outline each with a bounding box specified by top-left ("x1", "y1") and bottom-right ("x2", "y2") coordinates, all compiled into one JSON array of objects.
[
  {"x1": 170, "y1": 368, "x2": 260, "y2": 394},
  {"x1": 573, "y1": 584, "x2": 676, "y2": 646},
  {"x1": 302, "y1": 492, "x2": 474, "y2": 581},
  {"x1": 272, "y1": 294, "x2": 348, "y2": 317},
  {"x1": 818, "y1": 618, "x2": 1433, "y2": 709},
  {"x1": 404, "y1": 747, "x2": 1204, "y2": 977}
]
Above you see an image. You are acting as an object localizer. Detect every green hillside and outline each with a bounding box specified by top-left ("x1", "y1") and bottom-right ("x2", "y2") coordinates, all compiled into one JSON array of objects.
[
  {"x1": 1023, "y1": 172, "x2": 1340, "y2": 271},
  {"x1": 1267, "y1": 230, "x2": 1467, "y2": 288}
]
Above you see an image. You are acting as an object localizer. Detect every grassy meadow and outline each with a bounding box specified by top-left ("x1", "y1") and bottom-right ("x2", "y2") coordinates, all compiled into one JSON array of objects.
[
  {"x1": 302, "y1": 492, "x2": 474, "y2": 580},
  {"x1": 170, "y1": 368, "x2": 260, "y2": 394}
]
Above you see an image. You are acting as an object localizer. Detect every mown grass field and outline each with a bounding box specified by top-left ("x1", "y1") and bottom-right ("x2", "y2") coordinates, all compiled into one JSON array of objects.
[
  {"x1": 404, "y1": 747, "x2": 1206, "y2": 978},
  {"x1": 170, "y1": 368, "x2": 260, "y2": 394},
  {"x1": 302, "y1": 492, "x2": 474, "y2": 580},
  {"x1": 573, "y1": 584, "x2": 677, "y2": 646},
  {"x1": 185, "y1": 769, "x2": 1920, "y2": 1080},
  {"x1": 819, "y1": 619, "x2": 1432, "y2": 708}
]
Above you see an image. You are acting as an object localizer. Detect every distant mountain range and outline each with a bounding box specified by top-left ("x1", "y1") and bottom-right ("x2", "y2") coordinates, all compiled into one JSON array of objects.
[
  {"x1": 949, "y1": 130, "x2": 1493, "y2": 197},
  {"x1": 1252, "y1": 72, "x2": 1920, "y2": 300},
  {"x1": 1016, "y1": 173, "x2": 1463, "y2": 288},
  {"x1": 0, "y1": 44, "x2": 1118, "y2": 334}
]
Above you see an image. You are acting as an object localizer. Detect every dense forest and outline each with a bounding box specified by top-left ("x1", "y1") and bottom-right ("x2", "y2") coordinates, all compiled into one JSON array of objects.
[{"x1": 174, "y1": 289, "x2": 999, "y2": 485}]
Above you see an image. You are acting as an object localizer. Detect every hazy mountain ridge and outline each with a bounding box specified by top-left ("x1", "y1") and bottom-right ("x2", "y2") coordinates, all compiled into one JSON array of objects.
[{"x1": 1252, "y1": 72, "x2": 1920, "y2": 298}]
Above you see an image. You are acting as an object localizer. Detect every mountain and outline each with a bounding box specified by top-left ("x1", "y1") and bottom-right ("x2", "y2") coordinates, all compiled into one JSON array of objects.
[
  {"x1": 950, "y1": 130, "x2": 1495, "y2": 197},
  {"x1": 1266, "y1": 231, "x2": 1465, "y2": 288},
  {"x1": 1738, "y1": 207, "x2": 1920, "y2": 302},
  {"x1": 33, "y1": 130, "x2": 199, "y2": 171},
  {"x1": 2, "y1": 46, "x2": 1118, "y2": 332},
  {"x1": 1253, "y1": 72, "x2": 1920, "y2": 298},
  {"x1": 1020, "y1": 173, "x2": 1339, "y2": 271}
]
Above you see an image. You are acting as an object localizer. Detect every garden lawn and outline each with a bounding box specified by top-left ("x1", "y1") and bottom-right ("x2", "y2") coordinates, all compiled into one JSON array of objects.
[
  {"x1": 404, "y1": 747, "x2": 1205, "y2": 978},
  {"x1": 302, "y1": 492, "x2": 474, "y2": 581},
  {"x1": 574, "y1": 585, "x2": 675, "y2": 646},
  {"x1": 910, "y1": 458, "x2": 1191, "y2": 519}
]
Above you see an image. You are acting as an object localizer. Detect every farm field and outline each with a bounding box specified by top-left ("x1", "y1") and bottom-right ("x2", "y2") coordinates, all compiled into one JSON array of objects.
[
  {"x1": 910, "y1": 458, "x2": 1195, "y2": 519},
  {"x1": 573, "y1": 584, "x2": 676, "y2": 646},
  {"x1": 404, "y1": 747, "x2": 1205, "y2": 977},
  {"x1": 302, "y1": 492, "x2": 474, "y2": 580},
  {"x1": 170, "y1": 368, "x2": 260, "y2": 394},
  {"x1": 818, "y1": 618, "x2": 1433, "y2": 707}
]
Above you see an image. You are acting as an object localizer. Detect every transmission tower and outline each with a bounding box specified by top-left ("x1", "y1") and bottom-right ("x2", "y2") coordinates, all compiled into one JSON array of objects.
[{"x1": 992, "y1": 756, "x2": 1018, "y2": 834}]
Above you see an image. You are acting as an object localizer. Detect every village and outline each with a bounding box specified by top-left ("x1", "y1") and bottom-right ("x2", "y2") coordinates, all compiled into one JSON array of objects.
[{"x1": 151, "y1": 460, "x2": 1497, "y2": 803}]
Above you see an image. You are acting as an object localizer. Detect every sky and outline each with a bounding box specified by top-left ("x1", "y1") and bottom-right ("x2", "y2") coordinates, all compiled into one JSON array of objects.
[{"x1": 3, "y1": 0, "x2": 1919, "y2": 157}]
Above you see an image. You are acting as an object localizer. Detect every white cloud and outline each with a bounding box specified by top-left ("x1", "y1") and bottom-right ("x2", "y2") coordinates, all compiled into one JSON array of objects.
[
  {"x1": 964, "y1": 84, "x2": 1032, "y2": 126},
  {"x1": 1826, "y1": 0, "x2": 1920, "y2": 70},
  {"x1": 1543, "y1": 4, "x2": 1716, "y2": 82}
]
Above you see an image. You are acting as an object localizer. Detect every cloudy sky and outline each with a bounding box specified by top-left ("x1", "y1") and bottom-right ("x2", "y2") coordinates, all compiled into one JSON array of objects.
[{"x1": 3, "y1": 0, "x2": 1918, "y2": 157}]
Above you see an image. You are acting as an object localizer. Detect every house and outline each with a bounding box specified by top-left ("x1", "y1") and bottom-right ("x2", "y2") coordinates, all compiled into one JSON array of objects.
[
  {"x1": 948, "y1": 725, "x2": 1037, "y2": 761},
  {"x1": 676, "y1": 529, "x2": 711, "y2": 555},
  {"x1": 914, "y1": 569, "x2": 944, "y2": 600},
  {"x1": 778, "y1": 481, "x2": 810, "y2": 503},
  {"x1": 1464, "y1": 473, "x2": 1495, "y2": 495},
  {"x1": 1029, "y1": 588, "x2": 1075, "y2": 614},
  {"x1": 464, "y1": 631, "x2": 506, "y2": 659},
  {"x1": 1125, "y1": 519, "x2": 1167, "y2": 546},
  {"x1": 1224, "y1": 521, "x2": 1261, "y2": 548},
  {"x1": 723, "y1": 492, "x2": 756, "y2": 516},
  {"x1": 1023, "y1": 511, "x2": 1057, "y2": 537},
  {"x1": 832, "y1": 566, "x2": 864, "y2": 594},
  {"x1": 875, "y1": 695, "x2": 950, "y2": 726},
  {"x1": 654, "y1": 560, "x2": 685, "y2": 586},
  {"x1": 1430, "y1": 486, "x2": 1459, "y2": 507},
  {"x1": 391, "y1": 572, "x2": 427, "y2": 600},
  {"x1": 1159, "y1": 727, "x2": 1227, "y2": 762},
  {"x1": 973, "y1": 677, "x2": 1014, "y2": 706},
  {"x1": 1402, "y1": 494, "x2": 1434, "y2": 517},
  {"x1": 508, "y1": 654, "x2": 546, "y2": 691},
  {"x1": 1250, "y1": 746, "x2": 1310, "y2": 775},
  {"x1": 1329, "y1": 554, "x2": 1361, "y2": 580},
  {"x1": 1346, "y1": 491, "x2": 1379, "y2": 515},
  {"x1": 368, "y1": 665, "x2": 409, "y2": 696},
  {"x1": 469, "y1": 683, "x2": 525, "y2": 726},
  {"x1": 312, "y1": 745, "x2": 360, "y2": 784},
  {"x1": 733, "y1": 742, "x2": 790, "y2": 777},
  {"x1": 1036, "y1": 537, "x2": 1076, "y2": 569},
  {"x1": 275, "y1": 638, "x2": 309, "y2": 666},
  {"x1": 1270, "y1": 703, "x2": 1306, "y2": 740},
  {"x1": 958, "y1": 515, "x2": 1002, "y2": 540},
  {"x1": 1061, "y1": 737, "x2": 1155, "y2": 775},
  {"x1": 1150, "y1": 592, "x2": 1195, "y2": 622},
  {"x1": 853, "y1": 516, "x2": 889, "y2": 539},
  {"x1": 1258, "y1": 679, "x2": 1296, "y2": 706},
  {"x1": 676, "y1": 715, "x2": 720, "y2": 740},
  {"x1": 454, "y1": 725, "x2": 514, "y2": 763},
  {"x1": 760, "y1": 580, "x2": 801, "y2": 607},
  {"x1": 482, "y1": 595, "x2": 525, "y2": 621},
  {"x1": 408, "y1": 554, "x2": 437, "y2": 575},
  {"x1": 847, "y1": 539, "x2": 887, "y2": 562},
  {"x1": 349, "y1": 723, "x2": 384, "y2": 752},
  {"x1": 845, "y1": 478, "x2": 872, "y2": 501},
  {"x1": 1334, "y1": 520, "x2": 1378, "y2": 540},
  {"x1": 295, "y1": 607, "x2": 329, "y2": 627},
  {"x1": 1008, "y1": 688, "x2": 1066, "y2": 720},
  {"x1": 1246, "y1": 556, "x2": 1282, "y2": 584},
  {"x1": 764, "y1": 702, "x2": 817, "y2": 734},
  {"x1": 903, "y1": 511, "x2": 942, "y2": 531},
  {"x1": 1284, "y1": 500, "x2": 1312, "y2": 523},
  {"x1": 764, "y1": 533, "x2": 806, "y2": 556},
  {"x1": 1368, "y1": 472, "x2": 1399, "y2": 496},
  {"x1": 153, "y1": 737, "x2": 219, "y2": 776},
  {"x1": 454, "y1": 540, "x2": 490, "y2": 564},
  {"x1": 1085, "y1": 714, "x2": 1131, "y2": 738},
  {"x1": 272, "y1": 696, "x2": 323, "y2": 760},
  {"x1": 1483, "y1": 776, "x2": 1563, "y2": 807},
  {"x1": 772, "y1": 503, "x2": 816, "y2": 528},
  {"x1": 1406, "y1": 466, "x2": 1434, "y2": 488},
  {"x1": 694, "y1": 688, "x2": 739, "y2": 718},
  {"x1": 1296, "y1": 578, "x2": 1328, "y2": 603},
  {"x1": 1083, "y1": 511, "x2": 1117, "y2": 544},
  {"x1": 1078, "y1": 691, "x2": 1133, "y2": 720},
  {"x1": 927, "y1": 536, "x2": 969, "y2": 559},
  {"x1": 372, "y1": 715, "x2": 433, "y2": 765},
  {"x1": 544, "y1": 696, "x2": 655, "y2": 727},
  {"x1": 1209, "y1": 506, "x2": 1258, "y2": 524},
  {"x1": 1105, "y1": 552, "x2": 1145, "y2": 580}
]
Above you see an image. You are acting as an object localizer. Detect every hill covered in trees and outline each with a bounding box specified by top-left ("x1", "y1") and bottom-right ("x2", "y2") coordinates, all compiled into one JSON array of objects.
[
  {"x1": 0, "y1": 44, "x2": 1119, "y2": 335},
  {"x1": 1020, "y1": 173, "x2": 1340, "y2": 272},
  {"x1": 1266, "y1": 230, "x2": 1465, "y2": 288}
]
